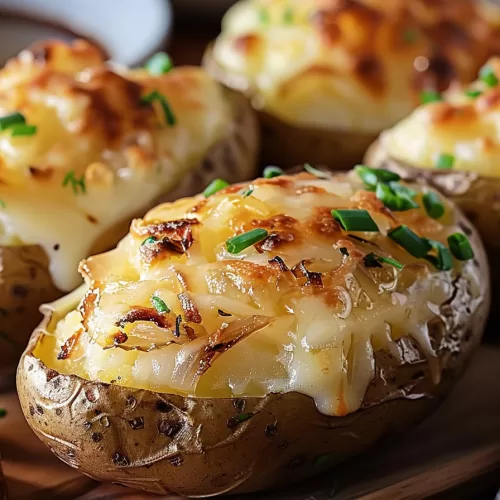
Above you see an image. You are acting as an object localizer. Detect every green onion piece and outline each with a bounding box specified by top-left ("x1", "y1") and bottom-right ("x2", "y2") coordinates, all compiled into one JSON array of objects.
[
  {"x1": 283, "y1": 6, "x2": 293, "y2": 23},
  {"x1": 332, "y1": 209, "x2": 379, "y2": 232},
  {"x1": 0, "y1": 112, "x2": 25, "y2": 130},
  {"x1": 11, "y1": 124, "x2": 37, "y2": 137},
  {"x1": 145, "y1": 52, "x2": 173, "y2": 75},
  {"x1": 378, "y1": 255, "x2": 404, "y2": 270},
  {"x1": 0, "y1": 200, "x2": 5, "y2": 208},
  {"x1": 141, "y1": 90, "x2": 176, "y2": 126},
  {"x1": 422, "y1": 191, "x2": 445, "y2": 219},
  {"x1": 354, "y1": 165, "x2": 400, "y2": 189},
  {"x1": 141, "y1": 236, "x2": 157, "y2": 246},
  {"x1": 376, "y1": 183, "x2": 419, "y2": 211},
  {"x1": 388, "y1": 225, "x2": 432, "y2": 258},
  {"x1": 420, "y1": 90, "x2": 443, "y2": 104},
  {"x1": 304, "y1": 163, "x2": 329, "y2": 178},
  {"x1": 0, "y1": 408, "x2": 6, "y2": 418},
  {"x1": 151, "y1": 295, "x2": 170, "y2": 313},
  {"x1": 364, "y1": 252, "x2": 404, "y2": 270},
  {"x1": 259, "y1": 7, "x2": 270, "y2": 23},
  {"x1": 447, "y1": 233, "x2": 474, "y2": 261},
  {"x1": 339, "y1": 247, "x2": 349, "y2": 256},
  {"x1": 263, "y1": 166, "x2": 284, "y2": 178},
  {"x1": 424, "y1": 239, "x2": 453, "y2": 271},
  {"x1": 226, "y1": 228, "x2": 268, "y2": 254},
  {"x1": 203, "y1": 178, "x2": 229, "y2": 198},
  {"x1": 62, "y1": 170, "x2": 86, "y2": 195},
  {"x1": 388, "y1": 181, "x2": 417, "y2": 199},
  {"x1": 479, "y1": 65, "x2": 499, "y2": 88},
  {"x1": 436, "y1": 153, "x2": 455, "y2": 169},
  {"x1": 465, "y1": 89, "x2": 482, "y2": 99},
  {"x1": 241, "y1": 185, "x2": 254, "y2": 197}
]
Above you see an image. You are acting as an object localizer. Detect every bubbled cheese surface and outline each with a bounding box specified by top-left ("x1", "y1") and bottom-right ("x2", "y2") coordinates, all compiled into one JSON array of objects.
[
  {"x1": 211, "y1": 0, "x2": 500, "y2": 133},
  {"x1": 35, "y1": 172, "x2": 481, "y2": 416},
  {"x1": 0, "y1": 40, "x2": 232, "y2": 290},
  {"x1": 380, "y1": 57, "x2": 500, "y2": 178}
]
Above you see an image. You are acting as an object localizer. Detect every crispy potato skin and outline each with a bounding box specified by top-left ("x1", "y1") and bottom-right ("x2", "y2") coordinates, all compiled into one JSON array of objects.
[
  {"x1": 1, "y1": 87, "x2": 258, "y2": 380},
  {"x1": 17, "y1": 210, "x2": 490, "y2": 497}
]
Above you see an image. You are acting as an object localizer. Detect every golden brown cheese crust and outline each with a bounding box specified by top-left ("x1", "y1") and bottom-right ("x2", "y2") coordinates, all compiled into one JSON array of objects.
[{"x1": 209, "y1": 0, "x2": 500, "y2": 132}]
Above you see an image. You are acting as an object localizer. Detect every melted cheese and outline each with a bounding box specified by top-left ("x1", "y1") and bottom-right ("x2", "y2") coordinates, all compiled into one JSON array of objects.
[
  {"x1": 380, "y1": 57, "x2": 500, "y2": 178},
  {"x1": 35, "y1": 172, "x2": 481, "y2": 416},
  {"x1": 210, "y1": 0, "x2": 500, "y2": 133},
  {"x1": 0, "y1": 40, "x2": 232, "y2": 290}
]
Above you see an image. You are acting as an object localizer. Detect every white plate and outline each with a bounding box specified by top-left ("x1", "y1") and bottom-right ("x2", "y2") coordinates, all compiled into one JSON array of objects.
[{"x1": 0, "y1": 0, "x2": 172, "y2": 66}]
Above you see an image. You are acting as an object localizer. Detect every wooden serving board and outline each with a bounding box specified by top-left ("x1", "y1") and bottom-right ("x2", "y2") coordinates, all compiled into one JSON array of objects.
[{"x1": 0, "y1": 345, "x2": 499, "y2": 500}]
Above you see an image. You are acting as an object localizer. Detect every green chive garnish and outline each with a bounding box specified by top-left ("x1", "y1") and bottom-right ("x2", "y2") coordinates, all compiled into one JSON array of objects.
[
  {"x1": 62, "y1": 170, "x2": 86, "y2": 195},
  {"x1": 141, "y1": 90, "x2": 176, "y2": 126},
  {"x1": 422, "y1": 191, "x2": 445, "y2": 219},
  {"x1": 0, "y1": 112, "x2": 25, "y2": 130},
  {"x1": 364, "y1": 252, "x2": 404, "y2": 270},
  {"x1": 332, "y1": 209, "x2": 379, "y2": 232},
  {"x1": 378, "y1": 255, "x2": 404, "y2": 270},
  {"x1": 436, "y1": 153, "x2": 455, "y2": 169},
  {"x1": 0, "y1": 408, "x2": 6, "y2": 418},
  {"x1": 226, "y1": 228, "x2": 268, "y2": 254},
  {"x1": 376, "y1": 183, "x2": 419, "y2": 211},
  {"x1": 420, "y1": 90, "x2": 443, "y2": 104},
  {"x1": 259, "y1": 7, "x2": 270, "y2": 23},
  {"x1": 241, "y1": 185, "x2": 254, "y2": 197},
  {"x1": 447, "y1": 233, "x2": 474, "y2": 261},
  {"x1": 203, "y1": 178, "x2": 229, "y2": 198},
  {"x1": 0, "y1": 200, "x2": 5, "y2": 208},
  {"x1": 424, "y1": 239, "x2": 453, "y2": 271},
  {"x1": 465, "y1": 89, "x2": 482, "y2": 99},
  {"x1": 304, "y1": 163, "x2": 329, "y2": 178},
  {"x1": 263, "y1": 166, "x2": 284, "y2": 178},
  {"x1": 145, "y1": 52, "x2": 173, "y2": 75},
  {"x1": 388, "y1": 225, "x2": 431, "y2": 258},
  {"x1": 479, "y1": 65, "x2": 499, "y2": 88},
  {"x1": 283, "y1": 6, "x2": 293, "y2": 23},
  {"x1": 151, "y1": 295, "x2": 170, "y2": 313},
  {"x1": 10, "y1": 124, "x2": 37, "y2": 137},
  {"x1": 355, "y1": 165, "x2": 400, "y2": 189},
  {"x1": 141, "y1": 236, "x2": 157, "y2": 246},
  {"x1": 388, "y1": 181, "x2": 417, "y2": 199}
]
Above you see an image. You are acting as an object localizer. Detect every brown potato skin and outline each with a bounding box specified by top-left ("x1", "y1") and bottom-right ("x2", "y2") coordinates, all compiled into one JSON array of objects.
[
  {"x1": 16, "y1": 210, "x2": 490, "y2": 497},
  {"x1": 1, "y1": 87, "x2": 259, "y2": 382},
  {"x1": 203, "y1": 44, "x2": 373, "y2": 170}
]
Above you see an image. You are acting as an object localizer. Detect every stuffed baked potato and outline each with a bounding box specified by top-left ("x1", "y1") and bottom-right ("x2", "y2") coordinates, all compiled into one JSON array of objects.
[
  {"x1": 0, "y1": 39, "x2": 259, "y2": 377},
  {"x1": 365, "y1": 57, "x2": 500, "y2": 301},
  {"x1": 204, "y1": 0, "x2": 500, "y2": 169},
  {"x1": 17, "y1": 168, "x2": 489, "y2": 496}
]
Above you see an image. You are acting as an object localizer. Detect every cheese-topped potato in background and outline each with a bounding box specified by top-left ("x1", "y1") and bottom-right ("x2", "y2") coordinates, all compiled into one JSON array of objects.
[
  {"x1": 18, "y1": 168, "x2": 489, "y2": 496},
  {"x1": 0, "y1": 39, "x2": 259, "y2": 378},
  {"x1": 205, "y1": 0, "x2": 500, "y2": 169},
  {"x1": 366, "y1": 57, "x2": 500, "y2": 294}
]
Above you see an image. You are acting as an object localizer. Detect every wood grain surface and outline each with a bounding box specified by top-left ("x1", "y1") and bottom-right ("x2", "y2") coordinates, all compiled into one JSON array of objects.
[{"x1": 1, "y1": 345, "x2": 499, "y2": 500}]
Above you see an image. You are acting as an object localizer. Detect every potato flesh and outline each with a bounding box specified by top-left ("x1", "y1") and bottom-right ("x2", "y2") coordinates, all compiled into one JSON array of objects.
[{"x1": 35, "y1": 173, "x2": 480, "y2": 416}]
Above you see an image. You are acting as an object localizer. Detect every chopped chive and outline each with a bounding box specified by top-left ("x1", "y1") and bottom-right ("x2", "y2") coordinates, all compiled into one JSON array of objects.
[
  {"x1": 420, "y1": 90, "x2": 443, "y2": 104},
  {"x1": 141, "y1": 90, "x2": 176, "y2": 126},
  {"x1": 0, "y1": 112, "x2": 25, "y2": 130},
  {"x1": 0, "y1": 408, "x2": 6, "y2": 418},
  {"x1": 203, "y1": 178, "x2": 229, "y2": 197},
  {"x1": 263, "y1": 166, "x2": 284, "y2": 178},
  {"x1": 241, "y1": 185, "x2": 254, "y2": 197},
  {"x1": 465, "y1": 89, "x2": 482, "y2": 99},
  {"x1": 364, "y1": 252, "x2": 403, "y2": 270},
  {"x1": 388, "y1": 225, "x2": 432, "y2": 258},
  {"x1": 304, "y1": 163, "x2": 329, "y2": 179},
  {"x1": 259, "y1": 7, "x2": 270, "y2": 23},
  {"x1": 141, "y1": 236, "x2": 157, "y2": 246},
  {"x1": 388, "y1": 181, "x2": 417, "y2": 199},
  {"x1": 226, "y1": 228, "x2": 268, "y2": 254},
  {"x1": 436, "y1": 153, "x2": 455, "y2": 169},
  {"x1": 62, "y1": 170, "x2": 86, "y2": 195},
  {"x1": 447, "y1": 233, "x2": 474, "y2": 261},
  {"x1": 354, "y1": 165, "x2": 399, "y2": 189},
  {"x1": 339, "y1": 247, "x2": 349, "y2": 256},
  {"x1": 424, "y1": 239, "x2": 453, "y2": 271},
  {"x1": 332, "y1": 209, "x2": 379, "y2": 232},
  {"x1": 10, "y1": 124, "x2": 37, "y2": 137},
  {"x1": 0, "y1": 200, "x2": 5, "y2": 208},
  {"x1": 403, "y1": 29, "x2": 418, "y2": 43},
  {"x1": 378, "y1": 255, "x2": 404, "y2": 270},
  {"x1": 283, "y1": 6, "x2": 293, "y2": 23},
  {"x1": 422, "y1": 191, "x2": 445, "y2": 219},
  {"x1": 376, "y1": 183, "x2": 419, "y2": 211},
  {"x1": 479, "y1": 65, "x2": 499, "y2": 88},
  {"x1": 151, "y1": 295, "x2": 170, "y2": 313},
  {"x1": 145, "y1": 52, "x2": 173, "y2": 75}
]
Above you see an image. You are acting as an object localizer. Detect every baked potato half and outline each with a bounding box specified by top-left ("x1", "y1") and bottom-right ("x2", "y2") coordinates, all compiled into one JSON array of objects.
[
  {"x1": 0, "y1": 40, "x2": 259, "y2": 377},
  {"x1": 18, "y1": 168, "x2": 489, "y2": 496},
  {"x1": 365, "y1": 57, "x2": 500, "y2": 305},
  {"x1": 204, "y1": 0, "x2": 500, "y2": 169}
]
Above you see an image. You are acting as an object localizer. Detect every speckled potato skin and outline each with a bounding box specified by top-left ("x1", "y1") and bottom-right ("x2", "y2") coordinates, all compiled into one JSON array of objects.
[
  {"x1": 1, "y1": 87, "x2": 259, "y2": 383},
  {"x1": 17, "y1": 211, "x2": 490, "y2": 497},
  {"x1": 203, "y1": 44, "x2": 372, "y2": 171}
]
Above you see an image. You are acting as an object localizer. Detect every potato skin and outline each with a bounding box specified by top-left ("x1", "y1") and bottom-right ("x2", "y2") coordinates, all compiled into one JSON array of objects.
[
  {"x1": 17, "y1": 216, "x2": 490, "y2": 497},
  {"x1": 1, "y1": 87, "x2": 259, "y2": 381}
]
